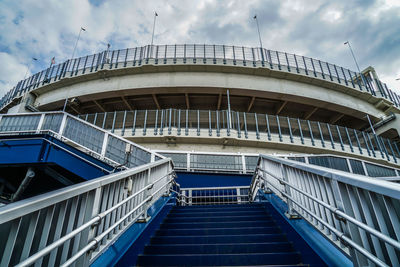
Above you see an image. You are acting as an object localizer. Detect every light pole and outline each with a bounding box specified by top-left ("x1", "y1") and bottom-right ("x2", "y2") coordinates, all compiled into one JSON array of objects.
[
  {"x1": 23, "y1": 58, "x2": 38, "y2": 80},
  {"x1": 253, "y1": 15, "x2": 265, "y2": 62},
  {"x1": 71, "y1": 27, "x2": 86, "y2": 61},
  {"x1": 150, "y1": 12, "x2": 158, "y2": 58},
  {"x1": 344, "y1": 40, "x2": 367, "y2": 87},
  {"x1": 63, "y1": 27, "x2": 86, "y2": 112},
  {"x1": 344, "y1": 41, "x2": 362, "y2": 74}
]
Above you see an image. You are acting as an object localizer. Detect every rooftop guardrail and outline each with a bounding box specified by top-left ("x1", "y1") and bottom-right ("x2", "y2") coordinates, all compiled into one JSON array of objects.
[
  {"x1": 250, "y1": 154, "x2": 400, "y2": 267},
  {"x1": 1, "y1": 44, "x2": 399, "y2": 111},
  {"x1": 78, "y1": 109, "x2": 400, "y2": 167}
]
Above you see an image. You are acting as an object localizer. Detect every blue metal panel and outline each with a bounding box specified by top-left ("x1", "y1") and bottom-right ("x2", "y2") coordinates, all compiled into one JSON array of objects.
[
  {"x1": 176, "y1": 172, "x2": 252, "y2": 188},
  {"x1": 97, "y1": 196, "x2": 174, "y2": 267},
  {"x1": 0, "y1": 135, "x2": 113, "y2": 180}
]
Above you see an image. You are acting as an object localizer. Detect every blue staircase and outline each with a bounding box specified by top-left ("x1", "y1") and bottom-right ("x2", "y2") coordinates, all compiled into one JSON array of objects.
[{"x1": 136, "y1": 203, "x2": 324, "y2": 266}]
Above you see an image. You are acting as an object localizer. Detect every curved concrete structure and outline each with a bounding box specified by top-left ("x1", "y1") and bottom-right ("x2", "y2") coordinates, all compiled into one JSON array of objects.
[{"x1": 1, "y1": 44, "x2": 400, "y2": 170}]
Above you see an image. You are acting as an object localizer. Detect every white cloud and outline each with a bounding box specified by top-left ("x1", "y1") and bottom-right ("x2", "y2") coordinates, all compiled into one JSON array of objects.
[{"x1": 0, "y1": 0, "x2": 399, "y2": 96}]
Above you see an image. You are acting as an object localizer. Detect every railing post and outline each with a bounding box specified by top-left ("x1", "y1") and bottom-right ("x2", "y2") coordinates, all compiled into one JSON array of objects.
[
  {"x1": 241, "y1": 154, "x2": 246, "y2": 174},
  {"x1": 266, "y1": 115, "x2": 271, "y2": 141},
  {"x1": 138, "y1": 168, "x2": 152, "y2": 222},
  {"x1": 208, "y1": 110, "x2": 212, "y2": 136},
  {"x1": 154, "y1": 110, "x2": 159, "y2": 135},
  {"x1": 177, "y1": 109, "x2": 181, "y2": 135},
  {"x1": 100, "y1": 133, "x2": 109, "y2": 159},
  {"x1": 132, "y1": 110, "x2": 137, "y2": 136},
  {"x1": 280, "y1": 164, "x2": 299, "y2": 219},
  {"x1": 197, "y1": 110, "x2": 200, "y2": 136},
  {"x1": 58, "y1": 113, "x2": 68, "y2": 139},
  {"x1": 297, "y1": 119, "x2": 304, "y2": 144},
  {"x1": 168, "y1": 108, "x2": 172, "y2": 135},
  {"x1": 185, "y1": 109, "x2": 189, "y2": 136},
  {"x1": 276, "y1": 115, "x2": 282, "y2": 142},
  {"x1": 336, "y1": 125, "x2": 345, "y2": 151},
  {"x1": 75, "y1": 187, "x2": 103, "y2": 266},
  {"x1": 287, "y1": 117, "x2": 293, "y2": 143},
  {"x1": 36, "y1": 114, "x2": 46, "y2": 134}
]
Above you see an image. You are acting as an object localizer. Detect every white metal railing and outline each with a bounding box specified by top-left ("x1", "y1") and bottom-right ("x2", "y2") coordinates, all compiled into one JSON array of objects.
[
  {"x1": 177, "y1": 186, "x2": 250, "y2": 206},
  {"x1": 250, "y1": 154, "x2": 400, "y2": 267},
  {"x1": 0, "y1": 158, "x2": 175, "y2": 267},
  {"x1": 0, "y1": 111, "x2": 163, "y2": 168}
]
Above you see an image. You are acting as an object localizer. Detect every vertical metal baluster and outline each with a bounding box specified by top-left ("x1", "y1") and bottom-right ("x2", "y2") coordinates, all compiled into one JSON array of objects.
[
  {"x1": 353, "y1": 129, "x2": 362, "y2": 154},
  {"x1": 255, "y1": 113, "x2": 260, "y2": 139},
  {"x1": 102, "y1": 112, "x2": 107, "y2": 129},
  {"x1": 307, "y1": 120, "x2": 315, "y2": 146},
  {"x1": 132, "y1": 110, "x2": 137, "y2": 136},
  {"x1": 154, "y1": 110, "x2": 159, "y2": 135},
  {"x1": 310, "y1": 58, "x2": 317, "y2": 77},
  {"x1": 379, "y1": 136, "x2": 390, "y2": 161},
  {"x1": 335, "y1": 126, "x2": 345, "y2": 151},
  {"x1": 326, "y1": 62, "x2": 333, "y2": 81},
  {"x1": 276, "y1": 115, "x2": 282, "y2": 142},
  {"x1": 177, "y1": 109, "x2": 181, "y2": 135},
  {"x1": 160, "y1": 109, "x2": 164, "y2": 135},
  {"x1": 143, "y1": 110, "x2": 147, "y2": 136},
  {"x1": 361, "y1": 132, "x2": 371, "y2": 156},
  {"x1": 387, "y1": 139, "x2": 397, "y2": 163},
  {"x1": 209, "y1": 110, "x2": 212, "y2": 136},
  {"x1": 294, "y1": 54, "x2": 300, "y2": 73},
  {"x1": 341, "y1": 67, "x2": 348, "y2": 86},
  {"x1": 185, "y1": 109, "x2": 189, "y2": 136},
  {"x1": 345, "y1": 127, "x2": 354, "y2": 152},
  {"x1": 121, "y1": 111, "x2": 127, "y2": 136},
  {"x1": 276, "y1": 51, "x2": 281, "y2": 70},
  {"x1": 168, "y1": 108, "x2": 172, "y2": 135},
  {"x1": 326, "y1": 124, "x2": 334, "y2": 149},
  {"x1": 216, "y1": 111, "x2": 220, "y2": 137},
  {"x1": 266, "y1": 115, "x2": 271, "y2": 141},
  {"x1": 111, "y1": 111, "x2": 116, "y2": 133},
  {"x1": 287, "y1": 117, "x2": 293, "y2": 143},
  {"x1": 243, "y1": 112, "x2": 248, "y2": 138},
  {"x1": 297, "y1": 118, "x2": 304, "y2": 144},
  {"x1": 34, "y1": 206, "x2": 55, "y2": 267},
  {"x1": 197, "y1": 109, "x2": 200, "y2": 136},
  {"x1": 236, "y1": 111, "x2": 241, "y2": 138},
  {"x1": 333, "y1": 65, "x2": 341, "y2": 83},
  {"x1": 302, "y1": 56, "x2": 308, "y2": 75},
  {"x1": 366, "y1": 133, "x2": 376, "y2": 158},
  {"x1": 317, "y1": 122, "x2": 325, "y2": 147},
  {"x1": 285, "y1": 53, "x2": 290, "y2": 72}
]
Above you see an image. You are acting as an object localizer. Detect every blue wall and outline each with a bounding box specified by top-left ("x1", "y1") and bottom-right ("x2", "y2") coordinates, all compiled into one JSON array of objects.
[
  {"x1": 0, "y1": 134, "x2": 114, "y2": 180},
  {"x1": 176, "y1": 172, "x2": 252, "y2": 188}
]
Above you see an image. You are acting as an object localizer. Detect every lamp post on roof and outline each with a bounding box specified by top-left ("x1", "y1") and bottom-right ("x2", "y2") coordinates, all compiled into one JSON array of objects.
[
  {"x1": 23, "y1": 57, "x2": 38, "y2": 80},
  {"x1": 253, "y1": 15, "x2": 265, "y2": 62},
  {"x1": 63, "y1": 27, "x2": 86, "y2": 112},
  {"x1": 344, "y1": 41, "x2": 362, "y2": 74},
  {"x1": 149, "y1": 11, "x2": 158, "y2": 58}
]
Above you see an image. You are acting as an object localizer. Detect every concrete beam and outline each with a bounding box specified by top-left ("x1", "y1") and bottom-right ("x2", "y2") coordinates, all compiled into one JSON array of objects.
[
  {"x1": 247, "y1": 96, "x2": 256, "y2": 112},
  {"x1": 152, "y1": 94, "x2": 161, "y2": 110},
  {"x1": 276, "y1": 101, "x2": 287, "y2": 115},
  {"x1": 217, "y1": 93, "x2": 222, "y2": 110},
  {"x1": 93, "y1": 100, "x2": 106, "y2": 112},
  {"x1": 185, "y1": 93, "x2": 190, "y2": 109},
  {"x1": 121, "y1": 96, "x2": 134, "y2": 111},
  {"x1": 304, "y1": 107, "x2": 318, "y2": 120},
  {"x1": 329, "y1": 113, "x2": 344, "y2": 124}
]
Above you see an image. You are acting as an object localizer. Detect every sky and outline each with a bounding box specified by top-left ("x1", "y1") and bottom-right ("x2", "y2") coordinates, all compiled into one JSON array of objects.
[{"x1": 0, "y1": 0, "x2": 399, "y2": 97}]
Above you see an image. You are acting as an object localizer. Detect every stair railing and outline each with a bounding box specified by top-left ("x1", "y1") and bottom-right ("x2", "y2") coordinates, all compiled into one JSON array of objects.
[
  {"x1": 178, "y1": 186, "x2": 250, "y2": 206},
  {"x1": 0, "y1": 111, "x2": 163, "y2": 168},
  {"x1": 249, "y1": 154, "x2": 400, "y2": 267},
  {"x1": 0, "y1": 158, "x2": 175, "y2": 267}
]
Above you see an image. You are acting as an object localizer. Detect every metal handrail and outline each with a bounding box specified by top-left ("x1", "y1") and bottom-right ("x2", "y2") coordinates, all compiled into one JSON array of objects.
[
  {"x1": 0, "y1": 111, "x2": 164, "y2": 169},
  {"x1": 0, "y1": 158, "x2": 175, "y2": 266},
  {"x1": 250, "y1": 154, "x2": 400, "y2": 266},
  {"x1": 180, "y1": 185, "x2": 250, "y2": 206},
  {"x1": 1, "y1": 44, "x2": 399, "y2": 112}
]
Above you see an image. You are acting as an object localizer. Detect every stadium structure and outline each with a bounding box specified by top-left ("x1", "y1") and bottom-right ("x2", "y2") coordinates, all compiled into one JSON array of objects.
[{"x1": 0, "y1": 44, "x2": 400, "y2": 266}]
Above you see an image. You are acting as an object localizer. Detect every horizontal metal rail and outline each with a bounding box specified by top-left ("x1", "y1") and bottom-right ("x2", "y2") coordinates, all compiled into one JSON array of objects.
[
  {"x1": 250, "y1": 154, "x2": 400, "y2": 266},
  {"x1": 79, "y1": 109, "x2": 400, "y2": 168},
  {"x1": 0, "y1": 111, "x2": 163, "y2": 169},
  {"x1": 180, "y1": 185, "x2": 250, "y2": 206},
  {"x1": 0, "y1": 158, "x2": 174, "y2": 267},
  {"x1": 1, "y1": 44, "x2": 398, "y2": 112}
]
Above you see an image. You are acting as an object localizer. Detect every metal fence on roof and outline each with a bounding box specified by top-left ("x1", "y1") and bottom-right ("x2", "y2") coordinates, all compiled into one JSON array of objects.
[{"x1": 1, "y1": 44, "x2": 399, "y2": 111}]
